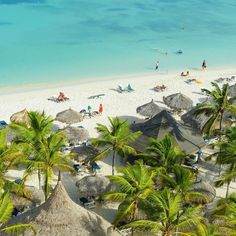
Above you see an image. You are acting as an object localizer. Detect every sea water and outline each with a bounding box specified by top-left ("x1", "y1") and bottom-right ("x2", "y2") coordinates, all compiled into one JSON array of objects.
[{"x1": 0, "y1": 0, "x2": 235, "y2": 86}]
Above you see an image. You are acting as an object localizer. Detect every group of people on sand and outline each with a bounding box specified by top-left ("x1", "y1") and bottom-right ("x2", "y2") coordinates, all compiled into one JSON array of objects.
[{"x1": 56, "y1": 92, "x2": 69, "y2": 102}]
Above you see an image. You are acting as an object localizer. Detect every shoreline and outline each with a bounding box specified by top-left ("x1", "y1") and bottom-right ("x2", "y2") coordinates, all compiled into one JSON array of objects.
[{"x1": 0, "y1": 64, "x2": 236, "y2": 95}]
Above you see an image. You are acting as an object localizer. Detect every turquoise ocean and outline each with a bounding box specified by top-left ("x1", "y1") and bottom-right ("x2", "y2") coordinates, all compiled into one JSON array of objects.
[{"x1": 0, "y1": 0, "x2": 236, "y2": 86}]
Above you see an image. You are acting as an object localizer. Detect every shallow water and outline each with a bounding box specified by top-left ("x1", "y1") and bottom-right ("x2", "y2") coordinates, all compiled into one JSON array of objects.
[{"x1": 0, "y1": 0, "x2": 236, "y2": 86}]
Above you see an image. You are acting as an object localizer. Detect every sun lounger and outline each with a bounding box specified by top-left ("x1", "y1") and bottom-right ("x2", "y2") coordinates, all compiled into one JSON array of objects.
[
  {"x1": 79, "y1": 197, "x2": 96, "y2": 209},
  {"x1": 73, "y1": 164, "x2": 82, "y2": 173},
  {"x1": 127, "y1": 84, "x2": 134, "y2": 92},
  {"x1": 117, "y1": 85, "x2": 126, "y2": 93},
  {"x1": 88, "y1": 94, "x2": 105, "y2": 99},
  {"x1": 0, "y1": 120, "x2": 8, "y2": 129},
  {"x1": 154, "y1": 85, "x2": 166, "y2": 92},
  {"x1": 90, "y1": 162, "x2": 101, "y2": 173}
]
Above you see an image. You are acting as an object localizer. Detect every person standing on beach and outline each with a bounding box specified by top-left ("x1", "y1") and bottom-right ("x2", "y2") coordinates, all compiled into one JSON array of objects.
[
  {"x1": 99, "y1": 104, "x2": 103, "y2": 114},
  {"x1": 155, "y1": 61, "x2": 159, "y2": 70},
  {"x1": 88, "y1": 105, "x2": 92, "y2": 118},
  {"x1": 202, "y1": 60, "x2": 207, "y2": 70}
]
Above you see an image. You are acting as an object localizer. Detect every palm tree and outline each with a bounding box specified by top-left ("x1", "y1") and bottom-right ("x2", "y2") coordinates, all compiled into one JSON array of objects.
[
  {"x1": 10, "y1": 111, "x2": 74, "y2": 199},
  {"x1": 210, "y1": 193, "x2": 236, "y2": 235},
  {"x1": 159, "y1": 165, "x2": 207, "y2": 205},
  {"x1": 213, "y1": 128, "x2": 236, "y2": 197},
  {"x1": 90, "y1": 117, "x2": 141, "y2": 175},
  {"x1": 125, "y1": 188, "x2": 203, "y2": 236},
  {"x1": 187, "y1": 224, "x2": 220, "y2": 236},
  {"x1": 0, "y1": 188, "x2": 35, "y2": 235},
  {"x1": 36, "y1": 131, "x2": 74, "y2": 199},
  {"x1": 10, "y1": 111, "x2": 54, "y2": 189},
  {"x1": 140, "y1": 134, "x2": 185, "y2": 171},
  {"x1": 194, "y1": 82, "x2": 236, "y2": 136},
  {"x1": 104, "y1": 161, "x2": 156, "y2": 230}
]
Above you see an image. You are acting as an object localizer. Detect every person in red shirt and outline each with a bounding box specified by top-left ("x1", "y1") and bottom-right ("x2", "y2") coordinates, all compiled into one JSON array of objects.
[{"x1": 99, "y1": 104, "x2": 103, "y2": 114}]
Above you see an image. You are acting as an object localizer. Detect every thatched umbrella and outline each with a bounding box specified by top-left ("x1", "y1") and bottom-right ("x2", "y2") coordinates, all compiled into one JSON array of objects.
[
  {"x1": 56, "y1": 107, "x2": 83, "y2": 125},
  {"x1": 229, "y1": 84, "x2": 236, "y2": 97},
  {"x1": 5, "y1": 181, "x2": 120, "y2": 236},
  {"x1": 71, "y1": 145, "x2": 99, "y2": 162},
  {"x1": 131, "y1": 110, "x2": 205, "y2": 154},
  {"x1": 10, "y1": 193, "x2": 34, "y2": 212},
  {"x1": 182, "y1": 106, "x2": 231, "y2": 131},
  {"x1": 181, "y1": 106, "x2": 210, "y2": 130},
  {"x1": 136, "y1": 99, "x2": 168, "y2": 118},
  {"x1": 10, "y1": 109, "x2": 30, "y2": 126},
  {"x1": 76, "y1": 176, "x2": 112, "y2": 197},
  {"x1": 190, "y1": 181, "x2": 216, "y2": 203},
  {"x1": 163, "y1": 93, "x2": 193, "y2": 111},
  {"x1": 63, "y1": 126, "x2": 89, "y2": 144},
  {"x1": 25, "y1": 186, "x2": 44, "y2": 204}
]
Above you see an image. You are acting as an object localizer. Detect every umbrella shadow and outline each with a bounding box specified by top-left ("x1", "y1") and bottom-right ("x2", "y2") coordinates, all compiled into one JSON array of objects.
[
  {"x1": 119, "y1": 115, "x2": 143, "y2": 124},
  {"x1": 109, "y1": 88, "x2": 122, "y2": 93}
]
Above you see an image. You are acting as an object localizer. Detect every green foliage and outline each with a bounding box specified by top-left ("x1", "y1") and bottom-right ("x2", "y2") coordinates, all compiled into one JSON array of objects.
[
  {"x1": 104, "y1": 160, "x2": 156, "y2": 226},
  {"x1": 91, "y1": 117, "x2": 141, "y2": 174},
  {"x1": 141, "y1": 134, "x2": 185, "y2": 170},
  {"x1": 126, "y1": 188, "x2": 203, "y2": 236},
  {"x1": 10, "y1": 111, "x2": 74, "y2": 200},
  {"x1": 194, "y1": 82, "x2": 236, "y2": 136}
]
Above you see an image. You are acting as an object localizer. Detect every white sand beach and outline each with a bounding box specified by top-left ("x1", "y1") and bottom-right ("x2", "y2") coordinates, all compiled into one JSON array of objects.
[{"x1": 2, "y1": 66, "x2": 236, "y2": 224}]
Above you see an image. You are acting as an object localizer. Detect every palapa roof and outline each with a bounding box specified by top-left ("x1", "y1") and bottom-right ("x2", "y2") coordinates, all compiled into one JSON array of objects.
[
  {"x1": 181, "y1": 106, "x2": 231, "y2": 131},
  {"x1": 10, "y1": 109, "x2": 30, "y2": 127},
  {"x1": 181, "y1": 106, "x2": 210, "y2": 130},
  {"x1": 190, "y1": 181, "x2": 216, "y2": 203},
  {"x1": 63, "y1": 126, "x2": 89, "y2": 144},
  {"x1": 163, "y1": 93, "x2": 193, "y2": 111},
  {"x1": 131, "y1": 110, "x2": 205, "y2": 153},
  {"x1": 5, "y1": 181, "x2": 120, "y2": 236},
  {"x1": 136, "y1": 99, "x2": 168, "y2": 118},
  {"x1": 76, "y1": 176, "x2": 112, "y2": 197},
  {"x1": 56, "y1": 107, "x2": 83, "y2": 125},
  {"x1": 71, "y1": 145, "x2": 99, "y2": 162},
  {"x1": 229, "y1": 83, "x2": 236, "y2": 97}
]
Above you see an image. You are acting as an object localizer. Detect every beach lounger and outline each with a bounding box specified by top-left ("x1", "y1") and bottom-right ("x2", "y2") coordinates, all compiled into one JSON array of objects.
[
  {"x1": 90, "y1": 162, "x2": 101, "y2": 173},
  {"x1": 73, "y1": 164, "x2": 82, "y2": 173},
  {"x1": 79, "y1": 197, "x2": 96, "y2": 209},
  {"x1": 0, "y1": 120, "x2": 8, "y2": 129},
  {"x1": 127, "y1": 84, "x2": 134, "y2": 92},
  {"x1": 88, "y1": 93, "x2": 105, "y2": 99},
  {"x1": 117, "y1": 85, "x2": 126, "y2": 93}
]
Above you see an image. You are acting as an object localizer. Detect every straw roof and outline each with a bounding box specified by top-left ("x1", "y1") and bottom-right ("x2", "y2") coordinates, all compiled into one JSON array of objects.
[
  {"x1": 5, "y1": 181, "x2": 120, "y2": 236},
  {"x1": 63, "y1": 126, "x2": 89, "y2": 144},
  {"x1": 10, "y1": 109, "x2": 30, "y2": 127},
  {"x1": 163, "y1": 93, "x2": 193, "y2": 111},
  {"x1": 181, "y1": 106, "x2": 210, "y2": 130},
  {"x1": 71, "y1": 145, "x2": 99, "y2": 162},
  {"x1": 181, "y1": 106, "x2": 231, "y2": 131},
  {"x1": 190, "y1": 181, "x2": 216, "y2": 203},
  {"x1": 76, "y1": 176, "x2": 112, "y2": 197},
  {"x1": 10, "y1": 193, "x2": 34, "y2": 212},
  {"x1": 136, "y1": 99, "x2": 168, "y2": 118},
  {"x1": 229, "y1": 84, "x2": 236, "y2": 97},
  {"x1": 131, "y1": 110, "x2": 205, "y2": 153},
  {"x1": 56, "y1": 107, "x2": 83, "y2": 125}
]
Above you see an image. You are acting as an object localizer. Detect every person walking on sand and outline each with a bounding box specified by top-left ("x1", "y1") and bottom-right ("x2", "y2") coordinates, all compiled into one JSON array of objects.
[
  {"x1": 99, "y1": 104, "x2": 103, "y2": 114},
  {"x1": 88, "y1": 105, "x2": 92, "y2": 118},
  {"x1": 202, "y1": 60, "x2": 207, "y2": 70},
  {"x1": 155, "y1": 61, "x2": 159, "y2": 70}
]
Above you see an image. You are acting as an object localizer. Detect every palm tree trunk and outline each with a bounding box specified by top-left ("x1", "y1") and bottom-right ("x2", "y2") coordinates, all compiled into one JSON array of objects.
[
  {"x1": 218, "y1": 112, "x2": 224, "y2": 176},
  {"x1": 226, "y1": 181, "x2": 230, "y2": 198},
  {"x1": 112, "y1": 151, "x2": 116, "y2": 175},
  {"x1": 37, "y1": 168, "x2": 41, "y2": 190},
  {"x1": 44, "y1": 168, "x2": 49, "y2": 200}
]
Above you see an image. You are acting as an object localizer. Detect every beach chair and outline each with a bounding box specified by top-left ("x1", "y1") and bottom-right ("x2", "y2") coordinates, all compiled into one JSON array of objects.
[
  {"x1": 117, "y1": 85, "x2": 126, "y2": 93},
  {"x1": 73, "y1": 164, "x2": 82, "y2": 174},
  {"x1": 79, "y1": 197, "x2": 96, "y2": 209},
  {"x1": 0, "y1": 120, "x2": 8, "y2": 129},
  {"x1": 127, "y1": 84, "x2": 134, "y2": 92},
  {"x1": 88, "y1": 93, "x2": 105, "y2": 99}
]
